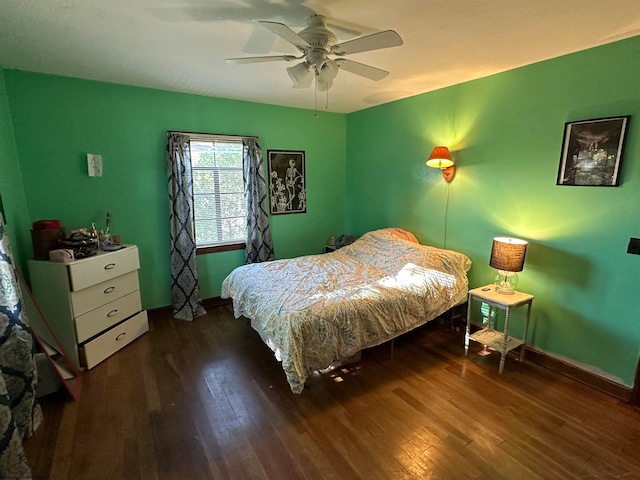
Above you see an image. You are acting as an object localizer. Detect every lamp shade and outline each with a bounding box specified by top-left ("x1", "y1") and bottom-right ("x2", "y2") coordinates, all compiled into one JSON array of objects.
[
  {"x1": 287, "y1": 62, "x2": 313, "y2": 89},
  {"x1": 426, "y1": 146, "x2": 454, "y2": 169},
  {"x1": 489, "y1": 237, "x2": 528, "y2": 272}
]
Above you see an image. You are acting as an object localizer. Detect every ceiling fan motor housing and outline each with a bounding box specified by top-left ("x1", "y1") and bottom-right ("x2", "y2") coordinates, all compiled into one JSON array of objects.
[{"x1": 298, "y1": 15, "x2": 337, "y2": 57}]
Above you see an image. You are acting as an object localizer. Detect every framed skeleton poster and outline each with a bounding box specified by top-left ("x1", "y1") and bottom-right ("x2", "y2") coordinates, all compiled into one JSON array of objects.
[{"x1": 267, "y1": 150, "x2": 307, "y2": 214}]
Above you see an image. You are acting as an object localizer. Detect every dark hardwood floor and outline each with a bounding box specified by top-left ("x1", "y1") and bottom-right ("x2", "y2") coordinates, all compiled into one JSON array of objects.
[{"x1": 25, "y1": 305, "x2": 640, "y2": 479}]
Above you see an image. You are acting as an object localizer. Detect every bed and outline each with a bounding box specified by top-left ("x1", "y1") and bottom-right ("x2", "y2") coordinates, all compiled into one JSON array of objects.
[{"x1": 221, "y1": 228, "x2": 472, "y2": 393}]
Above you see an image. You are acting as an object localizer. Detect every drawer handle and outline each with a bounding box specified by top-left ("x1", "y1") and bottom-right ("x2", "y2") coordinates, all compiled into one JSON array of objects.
[
  {"x1": 115, "y1": 332, "x2": 126, "y2": 341},
  {"x1": 107, "y1": 309, "x2": 118, "y2": 317},
  {"x1": 104, "y1": 263, "x2": 116, "y2": 270},
  {"x1": 104, "y1": 286, "x2": 115, "y2": 294}
]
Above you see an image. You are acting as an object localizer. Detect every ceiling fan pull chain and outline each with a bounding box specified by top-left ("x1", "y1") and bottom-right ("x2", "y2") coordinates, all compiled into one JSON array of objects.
[{"x1": 314, "y1": 77, "x2": 319, "y2": 118}]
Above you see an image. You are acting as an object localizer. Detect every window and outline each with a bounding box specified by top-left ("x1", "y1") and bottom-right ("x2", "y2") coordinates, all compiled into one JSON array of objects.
[{"x1": 190, "y1": 136, "x2": 246, "y2": 250}]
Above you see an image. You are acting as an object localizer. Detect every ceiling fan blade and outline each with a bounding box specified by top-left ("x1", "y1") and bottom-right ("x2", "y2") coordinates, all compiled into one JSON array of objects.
[
  {"x1": 335, "y1": 59, "x2": 389, "y2": 81},
  {"x1": 259, "y1": 21, "x2": 311, "y2": 51},
  {"x1": 226, "y1": 55, "x2": 299, "y2": 65},
  {"x1": 332, "y1": 30, "x2": 403, "y2": 56}
]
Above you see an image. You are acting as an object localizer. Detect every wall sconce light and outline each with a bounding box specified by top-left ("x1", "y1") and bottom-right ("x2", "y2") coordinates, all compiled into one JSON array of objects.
[
  {"x1": 426, "y1": 146, "x2": 455, "y2": 182},
  {"x1": 489, "y1": 237, "x2": 528, "y2": 294}
]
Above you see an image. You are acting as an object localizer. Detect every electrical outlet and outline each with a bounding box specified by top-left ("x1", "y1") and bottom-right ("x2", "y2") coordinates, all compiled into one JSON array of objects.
[{"x1": 627, "y1": 237, "x2": 640, "y2": 255}]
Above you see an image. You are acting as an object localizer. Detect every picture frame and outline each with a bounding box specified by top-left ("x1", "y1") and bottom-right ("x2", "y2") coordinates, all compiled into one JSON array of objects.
[
  {"x1": 557, "y1": 116, "x2": 630, "y2": 186},
  {"x1": 267, "y1": 150, "x2": 306, "y2": 215}
]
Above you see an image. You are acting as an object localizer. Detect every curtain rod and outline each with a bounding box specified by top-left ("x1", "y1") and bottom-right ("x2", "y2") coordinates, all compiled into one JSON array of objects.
[{"x1": 167, "y1": 130, "x2": 257, "y2": 141}]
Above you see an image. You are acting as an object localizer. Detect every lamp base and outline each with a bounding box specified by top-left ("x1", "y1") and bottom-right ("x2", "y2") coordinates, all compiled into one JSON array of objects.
[{"x1": 494, "y1": 270, "x2": 518, "y2": 294}]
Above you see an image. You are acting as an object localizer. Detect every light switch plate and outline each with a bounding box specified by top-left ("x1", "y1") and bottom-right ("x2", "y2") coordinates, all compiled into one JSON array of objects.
[{"x1": 87, "y1": 154, "x2": 103, "y2": 177}]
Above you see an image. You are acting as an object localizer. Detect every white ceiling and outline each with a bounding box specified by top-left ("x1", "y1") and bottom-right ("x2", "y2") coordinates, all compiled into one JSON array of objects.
[{"x1": 1, "y1": 0, "x2": 640, "y2": 114}]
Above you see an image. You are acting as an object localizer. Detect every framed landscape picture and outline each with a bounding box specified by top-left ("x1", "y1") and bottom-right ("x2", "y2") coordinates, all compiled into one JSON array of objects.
[
  {"x1": 557, "y1": 116, "x2": 630, "y2": 186},
  {"x1": 267, "y1": 150, "x2": 306, "y2": 215}
]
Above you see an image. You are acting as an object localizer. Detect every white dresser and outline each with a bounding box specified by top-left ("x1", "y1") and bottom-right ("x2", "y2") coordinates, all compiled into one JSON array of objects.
[{"x1": 28, "y1": 245, "x2": 148, "y2": 370}]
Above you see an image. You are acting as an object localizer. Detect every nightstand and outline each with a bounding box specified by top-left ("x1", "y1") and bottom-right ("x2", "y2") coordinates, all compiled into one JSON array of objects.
[{"x1": 465, "y1": 284, "x2": 534, "y2": 373}]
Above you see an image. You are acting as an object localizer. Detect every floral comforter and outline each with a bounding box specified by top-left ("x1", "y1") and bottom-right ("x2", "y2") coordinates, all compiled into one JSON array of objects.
[{"x1": 221, "y1": 229, "x2": 471, "y2": 393}]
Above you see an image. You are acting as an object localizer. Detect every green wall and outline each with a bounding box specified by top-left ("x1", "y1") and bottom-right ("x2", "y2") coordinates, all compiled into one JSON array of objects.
[
  {"x1": 4, "y1": 71, "x2": 346, "y2": 309},
  {"x1": 0, "y1": 68, "x2": 31, "y2": 270},
  {"x1": 346, "y1": 36, "x2": 640, "y2": 386}
]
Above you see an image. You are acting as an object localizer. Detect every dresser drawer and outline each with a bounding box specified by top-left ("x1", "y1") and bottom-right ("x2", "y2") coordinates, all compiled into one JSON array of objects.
[
  {"x1": 80, "y1": 311, "x2": 149, "y2": 369},
  {"x1": 71, "y1": 271, "x2": 139, "y2": 317},
  {"x1": 75, "y1": 291, "x2": 142, "y2": 343},
  {"x1": 68, "y1": 246, "x2": 140, "y2": 291}
]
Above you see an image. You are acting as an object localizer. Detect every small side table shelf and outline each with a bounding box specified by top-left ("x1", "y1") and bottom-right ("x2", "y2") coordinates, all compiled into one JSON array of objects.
[{"x1": 465, "y1": 284, "x2": 534, "y2": 373}]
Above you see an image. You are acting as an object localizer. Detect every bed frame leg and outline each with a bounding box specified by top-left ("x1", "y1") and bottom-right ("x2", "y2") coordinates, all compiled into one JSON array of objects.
[{"x1": 447, "y1": 302, "x2": 467, "y2": 332}]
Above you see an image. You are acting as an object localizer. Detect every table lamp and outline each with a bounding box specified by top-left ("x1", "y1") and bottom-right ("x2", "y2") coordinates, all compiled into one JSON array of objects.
[{"x1": 489, "y1": 237, "x2": 528, "y2": 294}]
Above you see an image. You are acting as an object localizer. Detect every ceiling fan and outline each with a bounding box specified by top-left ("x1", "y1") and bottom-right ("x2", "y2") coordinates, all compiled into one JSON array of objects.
[{"x1": 226, "y1": 15, "x2": 403, "y2": 91}]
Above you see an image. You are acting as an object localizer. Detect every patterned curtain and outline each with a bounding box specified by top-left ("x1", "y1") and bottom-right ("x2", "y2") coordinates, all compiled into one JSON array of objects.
[
  {"x1": 166, "y1": 133, "x2": 206, "y2": 321},
  {"x1": 243, "y1": 137, "x2": 274, "y2": 264},
  {"x1": 0, "y1": 216, "x2": 43, "y2": 479}
]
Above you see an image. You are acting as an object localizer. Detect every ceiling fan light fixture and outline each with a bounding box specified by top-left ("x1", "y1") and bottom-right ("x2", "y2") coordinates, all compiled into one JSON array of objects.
[
  {"x1": 318, "y1": 60, "x2": 339, "y2": 83},
  {"x1": 287, "y1": 62, "x2": 313, "y2": 88},
  {"x1": 316, "y1": 79, "x2": 333, "y2": 92}
]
